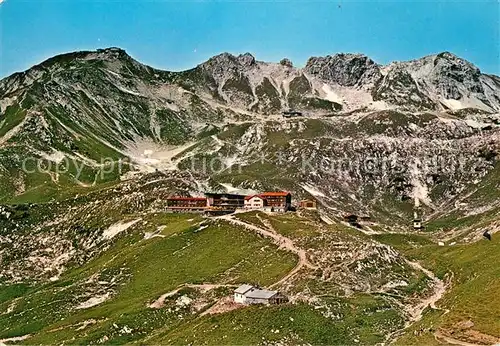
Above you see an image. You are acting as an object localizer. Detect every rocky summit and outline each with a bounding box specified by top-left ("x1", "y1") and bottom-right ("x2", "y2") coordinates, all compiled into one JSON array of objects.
[{"x1": 0, "y1": 48, "x2": 499, "y2": 345}]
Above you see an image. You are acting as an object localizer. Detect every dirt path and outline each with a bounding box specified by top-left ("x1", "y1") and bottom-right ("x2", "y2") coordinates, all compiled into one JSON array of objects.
[
  {"x1": 434, "y1": 331, "x2": 491, "y2": 346},
  {"x1": 386, "y1": 259, "x2": 449, "y2": 344},
  {"x1": 200, "y1": 296, "x2": 242, "y2": 316},
  {"x1": 152, "y1": 212, "x2": 455, "y2": 345},
  {"x1": 150, "y1": 214, "x2": 319, "y2": 320},
  {"x1": 217, "y1": 214, "x2": 317, "y2": 289},
  {"x1": 149, "y1": 284, "x2": 236, "y2": 309},
  {"x1": 0, "y1": 112, "x2": 31, "y2": 146},
  {"x1": 0, "y1": 334, "x2": 31, "y2": 344},
  {"x1": 404, "y1": 259, "x2": 447, "y2": 323}
]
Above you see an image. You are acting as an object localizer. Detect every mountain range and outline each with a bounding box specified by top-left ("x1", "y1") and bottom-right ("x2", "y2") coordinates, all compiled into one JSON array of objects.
[
  {"x1": 1, "y1": 47, "x2": 499, "y2": 218},
  {"x1": 0, "y1": 48, "x2": 499, "y2": 344}
]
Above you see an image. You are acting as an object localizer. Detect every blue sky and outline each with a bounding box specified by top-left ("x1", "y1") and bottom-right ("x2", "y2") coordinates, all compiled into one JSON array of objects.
[{"x1": 0, "y1": 0, "x2": 498, "y2": 78}]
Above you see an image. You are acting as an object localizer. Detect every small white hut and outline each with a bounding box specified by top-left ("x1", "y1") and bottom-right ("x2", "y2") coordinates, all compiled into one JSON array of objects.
[{"x1": 234, "y1": 284, "x2": 287, "y2": 305}]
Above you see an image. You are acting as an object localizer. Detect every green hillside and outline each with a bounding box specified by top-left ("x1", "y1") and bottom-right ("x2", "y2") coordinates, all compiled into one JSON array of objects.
[
  {"x1": 377, "y1": 233, "x2": 500, "y2": 345},
  {"x1": 0, "y1": 213, "x2": 297, "y2": 344}
]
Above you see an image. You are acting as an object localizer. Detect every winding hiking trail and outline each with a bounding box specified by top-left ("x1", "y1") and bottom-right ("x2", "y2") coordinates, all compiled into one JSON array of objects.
[
  {"x1": 404, "y1": 259, "x2": 448, "y2": 323},
  {"x1": 149, "y1": 212, "x2": 317, "y2": 314},
  {"x1": 149, "y1": 284, "x2": 236, "y2": 309},
  {"x1": 434, "y1": 331, "x2": 486, "y2": 346},
  {"x1": 387, "y1": 260, "x2": 450, "y2": 344},
  {"x1": 217, "y1": 213, "x2": 318, "y2": 288},
  {"x1": 151, "y1": 211, "x2": 453, "y2": 345},
  {"x1": 219, "y1": 213, "x2": 448, "y2": 316}
]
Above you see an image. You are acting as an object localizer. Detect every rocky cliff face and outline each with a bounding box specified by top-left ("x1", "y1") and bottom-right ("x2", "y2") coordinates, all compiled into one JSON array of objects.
[
  {"x1": 300, "y1": 51, "x2": 500, "y2": 112},
  {"x1": 304, "y1": 53, "x2": 382, "y2": 88},
  {"x1": 383, "y1": 52, "x2": 500, "y2": 111},
  {"x1": 372, "y1": 66, "x2": 437, "y2": 110}
]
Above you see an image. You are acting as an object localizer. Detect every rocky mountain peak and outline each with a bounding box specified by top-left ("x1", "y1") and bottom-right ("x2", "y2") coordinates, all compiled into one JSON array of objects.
[
  {"x1": 237, "y1": 52, "x2": 256, "y2": 67},
  {"x1": 383, "y1": 51, "x2": 496, "y2": 110},
  {"x1": 97, "y1": 46, "x2": 127, "y2": 54},
  {"x1": 199, "y1": 52, "x2": 257, "y2": 82},
  {"x1": 432, "y1": 51, "x2": 481, "y2": 79},
  {"x1": 280, "y1": 58, "x2": 293, "y2": 68},
  {"x1": 37, "y1": 47, "x2": 131, "y2": 70},
  {"x1": 434, "y1": 51, "x2": 478, "y2": 69},
  {"x1": 434, "y1": 51, "x2": 460, "y2": 61},
  {"x1": 93, "y1": 47, "x2": 131, "y2": 60},
  {"x1": 0, "y1": 48, "x2": 132, "y2": 97},
  {"x1": 304, "y1": 53, "x2": 382, "y2": 88},
  {"x1": 1, "y1": 47, "x2": 499, "y2": 116},
  {"x1": 403, "y1": 51, "x2": 482, "y2": 80},
  {"x1": 430, "y1": 52, "x2": 483, "y2": 100},
  {"x1": 202, "y1": 52, "x2": 256, "y2": 69}
]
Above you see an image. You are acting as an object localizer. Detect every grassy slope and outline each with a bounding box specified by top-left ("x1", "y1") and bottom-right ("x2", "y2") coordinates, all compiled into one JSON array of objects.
[
  {"x1": 379, "y1": 163, "x2": 500, "y2": 345},
  {"x1": 152, "y1": 294, "x2": 401, "y2": 345},
  {"x1": 2, "y1": 202, "x2": 497, "y2": 344},
  {"x1": 151, "y1": 212, "x2": 407, "y2": 344},
  {"x1": 0, "y1": 104, "x2": 26, "y2": 138},
  {"x1": 425, "y1": 162, "x2": 500, "y2": 234},
  {"x1": 375, "y1": 234, "x2": 500, "y2": 344},
  {"x1": 0, "y1": 214, "x2": 297, "y2": 344},
  {"x1": 0, "y1": 170, "x2": 121, "y2": 204}
]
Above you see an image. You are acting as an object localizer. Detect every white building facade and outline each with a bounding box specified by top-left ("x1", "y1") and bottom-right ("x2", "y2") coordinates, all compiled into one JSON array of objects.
[
  {"x1": 244, "y1": 196, "x2": 264, "y2": 210},
  {"x1": 234, "y1": 284, "x2": 254, "y2": 303}
]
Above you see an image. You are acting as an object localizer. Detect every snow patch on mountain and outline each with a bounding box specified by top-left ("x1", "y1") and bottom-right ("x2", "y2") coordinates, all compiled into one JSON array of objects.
[
  {"x1": 102, "y1": 219, "x2": 141, "y2": 240},
  {"x1": 116, "y1": 85, "x2": 143, "y2": 96},
  {"x1": 76, "y1": 293, "x2": 112, "y2": 309},
  {"x1": 465, "y1": 119, "x2": 489, "y2": 129},
  {"x1": 219, "y1": 183, "x2": 258, "y2": 196},
  {"x1": 441, "y1": 99, "x2": 463, "y2": 110},
  {"x1": 409, "y1": 163, "x2": 433, "y2": 207},
  {"x1": 125, "y1": 140, "x2": 196, "y2": 172},
  {"x1": 39, "y1": 150, "x2": 66, "y2": 164},
  {"x1": 301, "y1": 183, "x2": 327, "y2": 198},
  {"x1": 321, "y1": 84, "x2": 343, "y2": 104}
]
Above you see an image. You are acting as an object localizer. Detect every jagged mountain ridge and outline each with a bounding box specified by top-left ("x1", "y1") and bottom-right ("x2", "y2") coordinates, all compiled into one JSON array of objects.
[
  {"x1": 305, "y1": 52, "x2": 500, "y2": 112},
  {"x1": 0, "y1": 47, "x2": 499, "y2": 228},
  {"x1": 2, "y1": 48, "x2": 499, "y2": 115},
  {"x1": 176, "y1": 50, "x2": 500, "y2": 113},
  {"x1": 0, "y1": 47, "x2": 497, "y2": 160}
]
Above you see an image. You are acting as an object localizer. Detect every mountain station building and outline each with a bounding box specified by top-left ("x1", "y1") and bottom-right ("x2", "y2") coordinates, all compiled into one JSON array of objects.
[
  {"x1": 244, "y1": 192, "x2": 292, "y2": 212},
  {"x1": 166, "y1": 197, "x2": 207, "y2": 212}
]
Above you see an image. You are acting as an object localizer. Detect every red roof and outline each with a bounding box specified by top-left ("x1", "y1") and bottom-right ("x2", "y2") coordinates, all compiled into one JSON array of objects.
[
  {"x1": 260, "y1": 191, "x2": 290, "y2": 197},
  {"x1": 167, "y1": 196, "x2": 206, "y2": 201},
  {"x1": 244, "y1": 192, "x2": 290, "y2": 200},
  {"x1": 245, "y1": 195, "x2": 263, "y2": 200}
]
